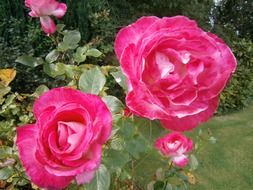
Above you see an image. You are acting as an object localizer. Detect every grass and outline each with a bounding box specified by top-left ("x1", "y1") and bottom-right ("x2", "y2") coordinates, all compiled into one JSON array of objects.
[{"x1": 190, "y1": 104, "x2": 253, "y2": 190}]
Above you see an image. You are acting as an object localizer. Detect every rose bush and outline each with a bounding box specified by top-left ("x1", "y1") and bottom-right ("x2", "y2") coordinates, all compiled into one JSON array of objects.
[
  {"x1": 25, "y1": 0, "x2": 67, "y2": 34},
  {"x1": 155, "y1": 132, "x2": 193, "y2": 167},
  {"x1": 115, "y1": 16, "x2": 237, "y2": 131},
  {"x1": 16, "y1": 87, "x2": 112, "y2": 189}
]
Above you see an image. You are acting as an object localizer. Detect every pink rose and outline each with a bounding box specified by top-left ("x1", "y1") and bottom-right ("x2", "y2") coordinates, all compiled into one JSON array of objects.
[
  {"x1": 25, "y1": 0, "x2": 67, "y2": 34},
  {"x1": 155, "y1": 132, "x2": 193, "y2": 167},
  {"x1": 16, "y1": 88, "x2": 112, "y2": 190},
  {"x1": 115, "y1": 16, "x2": 237, "y2": 131}
]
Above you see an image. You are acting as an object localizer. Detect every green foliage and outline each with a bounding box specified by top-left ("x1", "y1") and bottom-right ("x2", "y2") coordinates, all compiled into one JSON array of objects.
[
  {"x1": 85, "y1": 165, "x2": 111, "y2": 190},
  {"x1": 218, "y1": 38, "x2": 253, "y2": 114}
]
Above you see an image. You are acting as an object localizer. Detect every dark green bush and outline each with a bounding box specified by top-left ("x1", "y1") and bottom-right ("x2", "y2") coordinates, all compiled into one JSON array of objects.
[{"x1": 218, "y1": 38, "x2": 253, "y2": 114}]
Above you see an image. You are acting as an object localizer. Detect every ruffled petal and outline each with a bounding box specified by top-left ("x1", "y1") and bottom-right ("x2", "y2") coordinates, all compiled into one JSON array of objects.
[
  {"x1": 115, "y1": 16, "x2": 159, "y2": 59},
  {"x1": 51, "y1": 3, "x2": 67, "y2": 18},
  {"x1": 76, "y1": 170, "x2": 96, "y2": 184},
  {"x1": 172, "y1": 155, "x2": 189, "y2": 167},
  {"x1": 40, "y1": 16, "x2": 56, "y2": 34},
  {"x1": 16, "y1": 124, "x2": 73, "y2": 190},
  {"x1": 161, "y1": 97, "x2": 219, "y2": 131}
]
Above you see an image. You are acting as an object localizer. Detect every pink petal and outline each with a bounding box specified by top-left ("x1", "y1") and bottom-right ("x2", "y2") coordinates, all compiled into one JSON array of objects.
[
  {"x1": 28, "y1": 10, "x2": 38, "y2": 17},
  {"x1": 76, "y1": 170, "x2": 96, "y2": 184},
  {"x1": 40, "y1": 16, "x2": 56, "y2": 34},
  {"x1": 51, "y1": 3, "x2": 67, "y2": 18},
  {"x1": 16, "y1": 124, "x2": 73, "y2": 189},
  {"x1": 115, "y1": 16, "x2": 159, "y2": 59},
  {"x1": 161, "y1": 97, "x2": 219, "y2": 131},
  {"x1": 172, "y1": 155, "x2": 189, "y2": 167}
]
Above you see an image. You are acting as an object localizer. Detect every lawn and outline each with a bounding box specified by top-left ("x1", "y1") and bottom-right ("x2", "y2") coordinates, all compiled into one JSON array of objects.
[{"x1": 190, "y1": 103, "x2": 253, "y2": 190}]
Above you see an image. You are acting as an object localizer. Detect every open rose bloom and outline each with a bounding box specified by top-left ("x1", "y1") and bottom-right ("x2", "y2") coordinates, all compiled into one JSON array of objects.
[
  {"x1": 115, "y1": 16, "x2": 237, "y2": 131},
  {"x1": 25, "y1": 0, "x2": 67, "y2": 34},
  {"x1": 16, "y1": 88, "x2": 112, "y2": 189},
  {"x1": 155, "y1": 132, "x2": 193, "y2": 167}
]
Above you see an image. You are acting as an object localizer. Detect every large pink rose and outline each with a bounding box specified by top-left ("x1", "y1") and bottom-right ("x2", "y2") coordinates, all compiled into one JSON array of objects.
[
  {"x1": 25, "y1": 0, "x2": 67, "y2": 34},
  {"x1": 16, "y1": 87, "x2": 112, "y2": 190},
  {"x1": 155, "y1": 132, "x2": 193, "y2": 167},
  {"x1": 115, "y1": 16, "x2": 237, "y2": 131}
]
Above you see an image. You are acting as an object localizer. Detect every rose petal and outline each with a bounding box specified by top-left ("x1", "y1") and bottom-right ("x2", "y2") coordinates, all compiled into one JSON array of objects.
[
  {"x1": 51, "y1": 3, "x2": 67, "y2": 18},
  {"x1": 115, "y1": 16, "x2": 159, "y2": 59},
  {"x1": 16, "y1": 124, "x2": 73, "y2": 189},
  {"x1": 172, "y1": 155, "x2": 189, "y2": 167},
  {"x1": 161, "y1": 97, "x2": 219, "y2": 131},
  {"x1": 40, "y1": 16, "x2": 56, "y2": 34},
  {"x1": 76, "y1": 170, "x2": 96, "y2": 185}
]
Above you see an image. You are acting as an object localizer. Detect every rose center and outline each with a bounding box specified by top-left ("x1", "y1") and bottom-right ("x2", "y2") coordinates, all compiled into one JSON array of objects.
[{"x1": 57, "y1": 121, "x2": 85, "y2": 150}]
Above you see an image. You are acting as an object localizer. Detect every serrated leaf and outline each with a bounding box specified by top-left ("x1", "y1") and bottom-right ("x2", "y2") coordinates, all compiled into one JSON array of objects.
[
  {"x1": 134, "y1": 117, "x2": 164, "y2": 144},
  {"x1": 125, "y1": 136, "x2": 147, "y2": 159},
  {"x1": 73, "y1": 46, "x2": 88, "y2": 64},
  {"x1": 102, "y1": 96, "x2": 124, "y2": 116},
  {"x1": 32, "y1": 85, "x2": 49, "y2": 97},
  {"x1": 189, "y1": 154, "x2": 199, "y2": 171},
  {"x1": 43, "y1": 63, "x2": 66, "y2": 78},
  {"x1": 56, "y1": 24, "x2": 65, "y2": 33},
  {"x1": 104, "y1": 150, "x2": 130, "y2": 171},
  {"x1": 0, "y1": 86, "x2": 11, "y2": 103},
  {"x1": 86, "y1": 48, "x2": 102, "y2": 57},
  {"x1": 15, "y1": 55, "x2": 44, "y2": 67},
  {"x1": 46, "y1": 49, "x2": 60, "y2": 63},
  {"x1": 79, "y1": 67, "x2": 106, "y2": 95},
  {"x1": 58, "y1": 30, "x2": 81, "y2": 51},
  {"x1": 111, "y1": 69, "x2": 127, "y2": 91},
  {"x1": 0, "y1": 167, "x2": 13, "y2": 180},
  {"x1": 85, "y1": 165, "x2": 110, "y2": 190},
  {"x1": 0, "y1": 146, "x2": 12, "y2": 159}
]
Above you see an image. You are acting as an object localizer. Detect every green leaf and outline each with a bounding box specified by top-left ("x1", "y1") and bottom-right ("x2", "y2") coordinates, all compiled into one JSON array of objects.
[
  {"x1": 85, "y1": 164, "x2": 110, "y2": 190},
  {"x1": 153, "y1": 181, "x2": 165, "y2": 190},
  {"x1": 73, "y1": 46, "x2": 88, "y2": 64},
  {"x1": 189, "y1": 154, "x2": 199, "y2": 171},
  {"x1": 165, "y1": 183, "x2": 173, "y2": 190},
  {"x1": 43, "y1": 62, "x2": 66, "y2": 78},
  {"x1": 134, "y1": 117, "x2": 165, "y2": 144},
  {"x1": 111, "y1": 69, "x2": 127, "y2": 91},
  {"x1": 0, "y1": 146, "x2": 12, "y2": 159},
  {"x1": 15, "y1": 55, "x2": 44, "y2": 67},
  {"x1": 104, "y1": 150, "x2": 130, "y2": 172},
  {"x1": 147, "y1": 181, "x2": 156, "y2": 190},
  {"x1": 0, "y1": 167, "x2": 13, "y2": 180},
  {"x1": 79, "y1": 67, "x2": 106, "y2": 95},
  {"x1": 46, "y1": 49, "x2": 60, "y2": 63},
  {"x1": 58, "y1": 30, "x2": 81, "y2": 51},
  {"x1": 110, "y1": 137, "x2": 125, "y2": 151},
  {"x1": 86, "y1": 48, "x2": 102, "y2": 58},
  {"x1": 32, "y1": 85, "x2": 49, "y2": 97},
  {"x1": 0, "y1": 86, "x2": 11, "y2": 104},
  {"x1": 56, "y1": 24, "x2": 65, "y2": 33},
  {"x1": 125, "y1": 136, "x2": 147, "y2": 159},
  {"x1": 117, "y1": 118, "x2": 135, "y2": 139},
  {"x1": 102, "y1": 96, "x2": 124, "y2": 116}
]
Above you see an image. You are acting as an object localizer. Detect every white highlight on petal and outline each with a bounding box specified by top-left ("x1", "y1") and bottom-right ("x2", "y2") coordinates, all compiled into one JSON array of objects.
[
  {"x1": 181, "y1": 51, "x2": 191, "y2": 64},
  {"x1": 155, "y1": 52, "x2": 175, "y2": 78}
]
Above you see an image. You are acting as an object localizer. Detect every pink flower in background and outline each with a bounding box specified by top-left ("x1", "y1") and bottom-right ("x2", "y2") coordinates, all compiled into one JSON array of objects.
[
  {"x1": 155, "y1": 132, "x2": 193, "y2": 167},
  {"x1": 16, "y1": 87, "x2": 112, "y2": 189},
  {"x1": 115, "y1": 16, "x2": 237, "y2": 131},
  {"x1": 25, "y1": 0, "x2": 67, "y2": 34}
]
